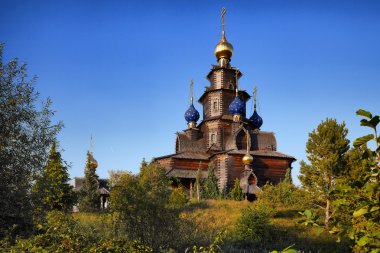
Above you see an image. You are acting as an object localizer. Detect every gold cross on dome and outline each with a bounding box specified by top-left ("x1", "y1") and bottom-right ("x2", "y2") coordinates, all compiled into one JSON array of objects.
[
  {"x1": 221, "y1": 7, "x2": 226, "y2": 35},
  {"x1": 190, "y1": 79, "x2": 194, "y2": 104}
]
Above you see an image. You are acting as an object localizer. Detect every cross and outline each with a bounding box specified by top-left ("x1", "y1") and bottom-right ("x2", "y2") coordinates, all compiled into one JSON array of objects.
[
  {"x1": 90, "y1": 134, "x2": 94, "y2": 154},
  {"x1": 253, "y1": 86, "x2": 257, "y2": 109},
  {"x1": 235, "y1": 68, "x2": 239, "y2": 96},
  {"x1": 221, "y1": 7, "x2": 226, "y2": 35},
  {"x1": 190, "y1": 79, "x2": 194, "y2": 104}
]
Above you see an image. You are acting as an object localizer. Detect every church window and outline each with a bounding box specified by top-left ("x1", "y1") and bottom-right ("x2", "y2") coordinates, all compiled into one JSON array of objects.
[
  {"x1": 210, "y1": 97, "x2": 220, "y2": 116},
  {"x1": 209, "y1": 131, "x2": 218, "y2": 146}
]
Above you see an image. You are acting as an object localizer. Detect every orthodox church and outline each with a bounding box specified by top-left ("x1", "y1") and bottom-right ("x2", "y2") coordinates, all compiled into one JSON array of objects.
[{"x1": 154, "y1": 9, "x2": 295, "y2": 193}]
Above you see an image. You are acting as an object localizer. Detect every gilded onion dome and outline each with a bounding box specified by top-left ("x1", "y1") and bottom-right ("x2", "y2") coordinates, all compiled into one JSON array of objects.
[
  {"x1": 242, "y1": 153, "x2": 254, "y2": 165},
  {"x1": 250, "y1": 110, "x2": 263, "y2": 130},
  {"x1": 214, "y1": 34, "x2": 234, "y2": 61},
  {"x1": 88, "y1": 153, "x2": 98, "y2": 169}
]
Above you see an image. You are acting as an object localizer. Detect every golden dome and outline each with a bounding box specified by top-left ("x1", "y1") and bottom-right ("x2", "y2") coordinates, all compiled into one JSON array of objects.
[
  {"x1": 242, "y1": 153, "x2": 254, "y2": 165},
  {"x1": 89, "y1": 157, "x2": 98, "y2": 169},
  {"x1": 214, "y1": 34, "x2": 233, "y2": 60}
]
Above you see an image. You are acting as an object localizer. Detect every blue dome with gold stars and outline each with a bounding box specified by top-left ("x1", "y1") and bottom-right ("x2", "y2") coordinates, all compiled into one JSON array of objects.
[
  {"x1": 250, "y1": 110, "x2": 263, "y2": 129},
  {"x1": 229, "y1": 96, "x2": 245, "y2": 115},
  {"x1": 184, "y1": 104, "x2": 200, "y2": 123}
]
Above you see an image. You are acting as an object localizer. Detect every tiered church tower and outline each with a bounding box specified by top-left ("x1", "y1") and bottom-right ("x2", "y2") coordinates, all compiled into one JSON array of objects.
[{"x1": 155, "y1": 8, "x2": 295, "y2": 192}]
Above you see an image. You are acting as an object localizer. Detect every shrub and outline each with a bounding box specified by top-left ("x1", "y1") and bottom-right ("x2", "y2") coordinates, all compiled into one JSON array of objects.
[
  {"x1": 229, "y1": 178, "x2": 244, "y2": 201},
  {"x1": 168, "y1": 186, "x2": 188, "y2": 208},
  {"x1": 232, "y1": 205, "x2": 272, "y2": 246},
  {"x1": 256, "y1": 181, "x2": 313, "y2": 211}
]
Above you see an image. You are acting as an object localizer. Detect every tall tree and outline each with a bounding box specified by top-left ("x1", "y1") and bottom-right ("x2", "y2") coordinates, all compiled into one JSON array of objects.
[
  {"x1": 202, "y1": 163, "x2": 219, "y2": 199},
  {"x1": 299, "y1": 118, "x2": 350, "y2": 228},
  {"x1": 79, "y1": 151, "x2": 99, "y2": 212},
  {"x1": 0, "y1": 43, "x2": 62, "y2": 238},
  {"x1": 32, "y1": 142, "x2": 75, "y2": 217}
]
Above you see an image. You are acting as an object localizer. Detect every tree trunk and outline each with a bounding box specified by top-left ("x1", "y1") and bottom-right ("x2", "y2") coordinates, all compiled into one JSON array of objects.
[
  {"x1": 325, "y1": 198, "x2": 331, "y2": 229},
  {"x1": 196, "y1": 183, "x2": 200, "y2": 202}
]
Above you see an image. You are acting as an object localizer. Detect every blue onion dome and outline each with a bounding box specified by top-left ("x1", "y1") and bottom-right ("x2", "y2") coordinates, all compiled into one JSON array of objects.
[
  {"x1": 250, "y1": 110, "x2": 263, "y2": 129},
  {"x1": 229, "y1": 96, "x2": 245, "y2": 115},
  {"x1": 184, "y1": 104, "x2": 200, "y2": 123}
]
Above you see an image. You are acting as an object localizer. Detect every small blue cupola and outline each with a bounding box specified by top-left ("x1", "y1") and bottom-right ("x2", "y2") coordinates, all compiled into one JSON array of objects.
[
  {"x1": 249, "y1": 86, "x2": 263, "y2": 130},
  {"x1": 184, "y1": 80, "x2": 200, "y2": 128},
  {"x1": 229, "y1": 68, "x2": 244, "y2": 122},
  {"x1": 250, "y1": 110, "x2": 263, "y2": 129},
  {"x1": 229, "y1": 94, "x2": 245, "y2": 122}
]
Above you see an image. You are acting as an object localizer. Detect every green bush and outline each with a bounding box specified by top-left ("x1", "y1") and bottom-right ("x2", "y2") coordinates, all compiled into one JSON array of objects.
[
  {"x1": 232, "y1": 205, "x2": 272, "y2": 246},
  {"x1": 256, "y1": 181, "x2": 313, "y2": 211},
  {"x1": 168, "y1": 186, "x2": 188, "y2": 208},
  {"x1": 229, "y1": 178, "x2": 244, "y2": 201}
]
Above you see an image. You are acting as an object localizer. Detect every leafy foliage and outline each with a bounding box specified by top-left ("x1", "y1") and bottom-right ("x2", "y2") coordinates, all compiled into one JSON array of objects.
[
  {"x1": 79, "y1": 151, "x2": 100, "y2": 212},
  {"x1": 3, "y1": 211, "x2": 153, "y2": 253},
  {"x1": 229, "y1": 178, "x2": 244, "y2": 201},
  {"x1": 202, "y1": 163, "x2": 219, "y2": 199},
  {"x1": 0, "y1": 43, "x2": 62, "y2": 239},
  {"x1": 32, "y1": 142, "x2": 76, "y2": 222},
  {"x1": 168, "y1": 186, "x2": 188, "y2": 208},
  {"x1": 332, "y1": 109, "x2": 380, "y2": 252},
  {"x1": 110, "y1": 162, "x2": 182, "y2": 251},
  {"x1": 232, "y1": 205, "x2": 272, "y2": 247},
  {"x1": 298, "y1": 118, "x2": 350, "y2": 228}
]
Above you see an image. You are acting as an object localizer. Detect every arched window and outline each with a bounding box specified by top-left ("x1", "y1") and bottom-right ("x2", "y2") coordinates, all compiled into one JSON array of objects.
[{"x1": 236, "y1": 129, "x2": 249, "y2": 150}]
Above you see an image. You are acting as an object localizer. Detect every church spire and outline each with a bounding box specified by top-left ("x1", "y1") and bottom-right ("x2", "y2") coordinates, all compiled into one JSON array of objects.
[
  {"x1": 184, "y1": 80, "x2": 200, "y2": 129},
  {"x1": 214, "y1": 7, "x2": 234, "y2": 68}
]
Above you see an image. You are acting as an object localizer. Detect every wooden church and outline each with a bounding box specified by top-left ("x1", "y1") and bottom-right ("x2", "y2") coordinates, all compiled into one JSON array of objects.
[{"x1": 154, "y1": 8, "x2": 295, "y2": 193}]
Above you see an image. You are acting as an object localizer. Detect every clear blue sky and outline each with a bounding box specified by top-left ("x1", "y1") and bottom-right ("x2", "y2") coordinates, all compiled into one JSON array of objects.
[{"x1": 1, "y1": 0, "x2": 379, "y2": 184}]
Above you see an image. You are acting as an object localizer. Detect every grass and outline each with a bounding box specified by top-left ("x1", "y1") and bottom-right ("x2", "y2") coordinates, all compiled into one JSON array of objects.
[{"x1": 73, "y1": 200, "x2": 351, "y2": 253}]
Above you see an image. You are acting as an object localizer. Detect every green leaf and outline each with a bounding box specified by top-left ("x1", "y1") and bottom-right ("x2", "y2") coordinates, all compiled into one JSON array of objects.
[
  {"x1": 356, "y1": 109, "x2": 372, "y2": 119},
  {"x1": 370, "y1": 206, "x2": 380, "y2": 213},
  {"x1": 315, "y1": 227, "x2": 324, "y2": 235},
  {"x1": 357, "y1": 236, "x2": 370, "y2": 246},
  {"x1": 353, "y1": 207, "x2": 368, "y2": 217},
  {"x1": 371, "y1": 115, "x2": 380, "y2": 127},
  {"x1": 361, "y1": 116, "x2": 380, "y2": 129},
  {"x1": 354, "y1": 134, "x2": 374, "y2": 148},
  {"x1": 283, "y1": 249, "x2": 298, "y2": 253},
  {"x1": 304, "y1": 209, "x2": 312, "y2": 218}
]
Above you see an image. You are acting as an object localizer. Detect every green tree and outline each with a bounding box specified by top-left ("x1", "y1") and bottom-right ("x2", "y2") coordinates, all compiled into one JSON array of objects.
[
  {"x1": 283, "y1": 168, "x2": 293, "y2": 184},
  {"x1": 333, "y1": 110, "x2": 380, "y2": 252},
  {"x1": 202, "y1": 163, "x2": 219, "y2": 199},
  {"x1": 110, "y1": 162, "x2": 181, "y2": 251},
  {"x1": 79, "y1": 151, "x2": 99, "y2": 212},
  {"x1": 299, "y1": 118, "x2": 350, "y2": 228},
  {"x1": 0, "y1": 43, "x2": 62, "y2": 239},
  {"x1": 230, "y1": 178, "x2": 244, "y2": 201},
  {"x1": 32, "y1": 142, "x2": 75, "y2": 219}
]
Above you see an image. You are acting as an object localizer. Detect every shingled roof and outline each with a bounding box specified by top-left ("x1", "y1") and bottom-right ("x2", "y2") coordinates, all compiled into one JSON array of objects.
[{"x1": 154, "y1": 152, "x2": 209, "y2": 161}]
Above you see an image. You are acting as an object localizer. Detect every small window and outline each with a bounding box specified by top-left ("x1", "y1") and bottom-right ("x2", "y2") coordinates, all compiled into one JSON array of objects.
[
  {"x1": 213, "y1": 101, "x2": 218, "y2": 111},
  {"x1": 211, "y1": 134, "x2": 216, "y2": 144}
]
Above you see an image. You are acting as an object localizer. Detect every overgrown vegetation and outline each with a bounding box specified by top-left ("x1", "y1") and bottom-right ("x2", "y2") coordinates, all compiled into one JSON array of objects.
[
  {"x1": 1, "y1": 44, "x2": 377, "y2": 252},
  {"x1": 0, "y1": 43, "x2": 62, "y2": 240}
]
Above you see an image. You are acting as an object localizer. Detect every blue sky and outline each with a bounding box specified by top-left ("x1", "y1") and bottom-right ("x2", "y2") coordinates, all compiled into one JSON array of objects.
[{"x1": 1, "y1": 0, "x2": 379, "y2": 184}]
